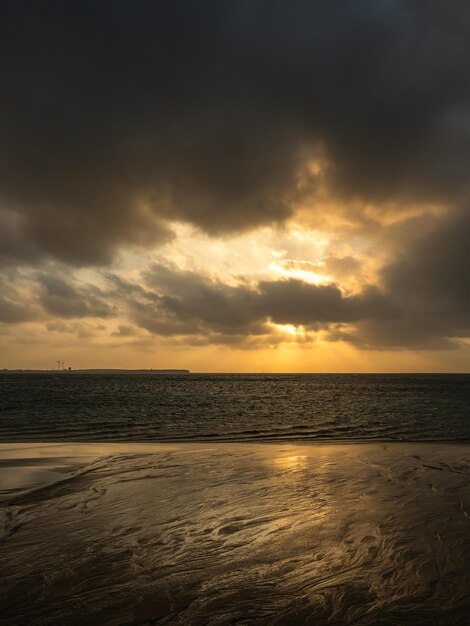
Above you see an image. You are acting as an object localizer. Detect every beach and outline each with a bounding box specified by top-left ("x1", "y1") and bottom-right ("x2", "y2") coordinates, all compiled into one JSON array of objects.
[
  {"x1": 1, "y1": 441, "x2": 469, "y2": 625},
  {"x1": 4, "y1": 1, "x2": 470, "y2": 623}
]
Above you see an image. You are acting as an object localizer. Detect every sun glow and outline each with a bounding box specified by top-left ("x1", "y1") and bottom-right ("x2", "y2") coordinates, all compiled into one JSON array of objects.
[
  {"x1": 272, "y1": 323, "x2": 308, "y2": 340},
  {"x1": 268, "y1": 261, "x2": 331, "y2": 285}
]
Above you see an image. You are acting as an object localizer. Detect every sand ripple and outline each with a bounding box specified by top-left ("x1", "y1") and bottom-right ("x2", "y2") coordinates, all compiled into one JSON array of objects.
[{"x1": 1, "y1": 442, "x2": 470, "y2": 625}]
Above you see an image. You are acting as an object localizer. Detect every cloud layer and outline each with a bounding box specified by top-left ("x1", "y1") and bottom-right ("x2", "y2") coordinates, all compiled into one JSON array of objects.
[
  {"x1": 2, "y1": 2, "x2": 470, "y2": 356},
  {"x1": 3, "y1": 2, "x2": 470, "y2": 260}
]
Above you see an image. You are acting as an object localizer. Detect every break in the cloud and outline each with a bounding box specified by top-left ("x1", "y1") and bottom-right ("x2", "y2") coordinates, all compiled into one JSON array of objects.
[{"x1": 2, "y1": 1, "x2": 470, "y2": 366}]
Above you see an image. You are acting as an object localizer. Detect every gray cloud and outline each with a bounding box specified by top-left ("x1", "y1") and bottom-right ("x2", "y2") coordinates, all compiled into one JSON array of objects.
[
  {"x1": 38, "y1": 274, "x2": 113, "y2": 319},
  {"x1": 258, "y1": 281, "x2": 393, "y2": 326},
  {"x1": 1, "y1": 251, "x2": 468, "y2": 351},
  {"x1": 0, "y1": 272, "x2": 41, "y2": 324},
  {"x1": 0, "y1": 296, "x2": 35, "y2": 324},
  {"x1": 124, "y1": 259, "x2": 470, "y2": 349},
  {"x1": 2, "y1": 1, "x2": 470, "y2": 266},
  {"x1": 113, "y1": 264, "x2": 393, "y2": 344},
  {"x1": 366, "y1": 210, "x2": 470, "y2": 348},
  {"x1": 318, "y1": 210, "x2": 470, "y2": 350},
  {"x1": 137, "y1": 265, "x2": 265, "y2": 336}
]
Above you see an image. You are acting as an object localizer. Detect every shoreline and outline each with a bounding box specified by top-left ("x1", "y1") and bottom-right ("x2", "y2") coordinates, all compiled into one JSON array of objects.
[{"x1": 1, "y1": 439, "x2": 470, "y2": 493}]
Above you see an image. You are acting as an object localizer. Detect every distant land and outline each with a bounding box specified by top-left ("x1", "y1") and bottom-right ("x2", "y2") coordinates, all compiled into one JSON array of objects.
[{"x1": 1, "y1": 369, "x2": 190, "y2": 374}]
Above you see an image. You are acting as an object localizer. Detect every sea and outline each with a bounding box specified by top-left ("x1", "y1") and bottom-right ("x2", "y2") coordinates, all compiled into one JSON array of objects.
[{"x1": 1, "y1": 372, "x2": 469, "y2": 442}]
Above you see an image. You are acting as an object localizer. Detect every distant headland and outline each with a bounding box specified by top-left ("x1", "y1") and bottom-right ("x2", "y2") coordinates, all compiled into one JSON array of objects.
[{"x1": 1, "y1": 369, "x2": 190, "y2": 374}]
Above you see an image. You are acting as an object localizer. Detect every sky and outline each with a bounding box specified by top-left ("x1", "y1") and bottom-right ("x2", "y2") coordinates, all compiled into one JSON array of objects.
[{"x1": 2, "y1": 1, "x2": 470, "y2": 372}]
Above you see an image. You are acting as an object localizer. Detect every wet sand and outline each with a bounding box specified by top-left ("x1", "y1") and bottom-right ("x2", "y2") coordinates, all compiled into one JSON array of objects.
[{"x1": 1, "y1": 442, "x2": 469, "y2": 625}]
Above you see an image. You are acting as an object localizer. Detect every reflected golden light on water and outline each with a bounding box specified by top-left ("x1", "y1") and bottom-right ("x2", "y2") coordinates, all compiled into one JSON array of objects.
[{"x1": 273, "y1": 454, "x2": 308, "y2": 471}]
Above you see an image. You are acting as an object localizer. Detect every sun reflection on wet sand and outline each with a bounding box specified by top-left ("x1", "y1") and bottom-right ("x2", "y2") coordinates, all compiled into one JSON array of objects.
[
  {"x1": 1, "y1": 442, "x2": 470, "y2": 624},
  {"x1": 273, "y1": 453, "x2": 308, "y2": 471}
]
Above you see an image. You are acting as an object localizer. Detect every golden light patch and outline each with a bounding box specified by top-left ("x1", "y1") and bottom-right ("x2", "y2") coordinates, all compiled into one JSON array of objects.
[
  {"x1": 268, "y1": 261, "x2": 331, "y2": 285},
  {"x1": 276, "y1": 323, "x2": 298, "y2": 336},
  {"x1": 271, "y1": 323, "x2": 310, "y2": 342},
  {"x1": 274, "y1": 454, "x2": 308, "y2": 471}
]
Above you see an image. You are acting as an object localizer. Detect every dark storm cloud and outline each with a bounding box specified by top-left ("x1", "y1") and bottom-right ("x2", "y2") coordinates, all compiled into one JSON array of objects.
[
  {"x1": 0, "y1": 211, "x2": 43, "y2": 266},
  {"x1": 370, "y1": 210, "x2": 470, "y2": 348},
  {"x1": 259, "y1": 280, "x2": 394, "y2": 326},
  {"x1": 117, "y1": 263, "x2": 393, "y2": 343},
  {"x1": 2, "y1": 1, "x2": 470, "y2": 264},
  {"x1": 318, "y1": 210, "x2": 470, "y2": 350},
  {"x1": 123, "y1": 260, "x2": 469, "y2": 349},
  {"x1": 137, "y1": 265, "x2": 266, "y2": 336}
]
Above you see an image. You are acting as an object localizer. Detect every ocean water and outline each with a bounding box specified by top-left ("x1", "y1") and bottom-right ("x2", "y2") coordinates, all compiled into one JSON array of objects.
[{"x1": 1, "y1": 373, "x2": 469, "y2": 442}]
